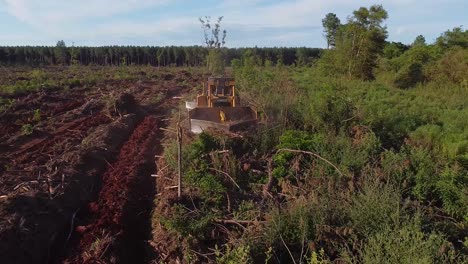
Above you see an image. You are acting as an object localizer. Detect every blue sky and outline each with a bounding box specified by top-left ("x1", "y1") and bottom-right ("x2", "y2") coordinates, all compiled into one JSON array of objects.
[{"x1": 0, "y1": 0, "x2": 467, "y2": 47}]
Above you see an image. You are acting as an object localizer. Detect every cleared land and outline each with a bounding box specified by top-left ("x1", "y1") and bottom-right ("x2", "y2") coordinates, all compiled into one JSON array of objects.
[{"x1": 0, "y1": 66, "x2": 202, "y2": 263}]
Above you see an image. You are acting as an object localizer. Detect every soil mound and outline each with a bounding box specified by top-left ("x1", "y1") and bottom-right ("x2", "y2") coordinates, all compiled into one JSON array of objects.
[{"x1": 115, "y1": 93, "x2": 138, "y2": 115}]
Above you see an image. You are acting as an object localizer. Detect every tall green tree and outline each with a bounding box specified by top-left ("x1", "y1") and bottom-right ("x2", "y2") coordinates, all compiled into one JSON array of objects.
[
  {"x1": 383, "y1": 42, "x2": 409, "y2": 59},
  {"x1": 320, "y1": 5, "x2": 388, "y2": 80},
  {"x1": 436, "y1": 26, "x2": 468, "y2": 49},
  {"x1": 54, "y1": 40, "x2": 69, "y2": 65},
  {"x1": 412, "y1": 35, "x2": 426, "y2": 46},
  {"x1": 322, "y1": 13, "x2": 341, "y2": 49},
  {"x1": 0, "y1": 45, "x2": 320, "y2": 67}
]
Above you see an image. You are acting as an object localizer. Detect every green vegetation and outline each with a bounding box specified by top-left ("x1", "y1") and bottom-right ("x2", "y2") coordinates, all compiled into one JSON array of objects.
[
  {"x1": 1, "y1": 3, "x2": 466, "y2": 263},
  {"x1": 0, "y1": 66, "x2": 185, "y2": 95},
  {"x1": 0, "y1": 45, "x2": 320, "y2": 67},
  {"x1": 154, "y1": 5, "x2": 468, "y2": 263},
  {"x1": 318, "y1": 5, "x2": 388, "y2": 80},
  {"x1": 20, "y1": 124, "x2": 33, "y2": 136},
  {"x1": 0, "y1": 97, "x2": 15, "y2": 113}
]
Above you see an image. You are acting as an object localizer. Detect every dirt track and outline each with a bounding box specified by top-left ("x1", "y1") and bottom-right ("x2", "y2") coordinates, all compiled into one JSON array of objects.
[
  {"x1": 63, "y1": 116, "x2": 159, "y2": 263},
  {"x1": 0, "y1": 68, "x2": 201, "y2": 264}
]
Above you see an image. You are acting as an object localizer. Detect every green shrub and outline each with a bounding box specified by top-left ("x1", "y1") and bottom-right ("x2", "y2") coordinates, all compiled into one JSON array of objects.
[
  {"x1": 29, "y1": 69, "x2": 47, "y2": 80},
  {"x1": 308, "y1": 249, "x2": 331, "y2": 264},
  {"x1": 394, "y1": 62, "x2": 424, "y2": 89},
  {"x1": 408, "y1": 147, "x2": 467, "y2": 218},
  {"x1": 273, "y1": 129, "x2": 380, "y2": 179},
  {"x1": 410, "y1": 147, "x2": 438, "y2": 201},
  {"x1": 311, "y1": 91, "x2": 356, "y2": 133},
  {"x1": 32, "y1": 109, "x2": 41, "y2": 122},
  {"x1": 348, "y1": 179, "x2": 403, "y2": 237},
  {"x1": 159, "y1": 203, "x2": 215, "y2": 237},
  {"x1": 185, "y1": 168, "x2": 226, "y2": 204},
  {"x1": 185, "y1": 132, "x2": 219, "y2": 162},
  {"x1": 67, "y1": 78, "x2": 82, "y2": 88},
  {"x1": 233, "y1": 200, "x2": 258, "y2": 221},
  {"x1": 380, "y1": 149, "x2": 413, "y2": 190},
  {"x1": 0, "y1": 98, "x2": 15, "y2": 113},
  {"x1": 273, "y1": 130, "x2": 326, "y2": 178},
  {"x1": 207, "y1": 49, "x2": 225, "y2": 76},
  {"x1": 359, "y1": 219, "x2": 447, "y2": 264},
  {"x1": 426, "y1": 47, "x2": 468, "y2": 85},
  {"x1": 164, "y1": 132, "x2": 219, "y2": 173},
  {"x1": 264, "y1": 200, "x2": 316, "y2": 253},
  {"x1": 233, "y1": 58, "x2": 302, "y2": 130},
  {"x1": 434, "y1": 166, "x2": 468, "y2": 217},
  {"x1": 21, "y1": 124, "x2": 33, "y2": 136},
  {"x1": 215, "y1": 244, "x2": 252, "y2": 264}
]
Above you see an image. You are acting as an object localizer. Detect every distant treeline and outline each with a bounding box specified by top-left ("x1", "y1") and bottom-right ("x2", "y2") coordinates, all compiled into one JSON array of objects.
[{"x1": 0, "y1": 45, "x2": 322, "y2": 67}]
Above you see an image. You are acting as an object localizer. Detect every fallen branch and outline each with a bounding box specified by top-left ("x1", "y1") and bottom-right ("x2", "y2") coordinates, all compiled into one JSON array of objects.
[
  {"x1": 65, "y1": 209, "x2": 79, "y2": 245},
  {"x1": 99, "y1": 232, "x2": 120, "y2": 261},
  {"x1": 212, "y1": 150, "x2": 230, "y2": 154},
  {"x1": 160, "y1": 127, "x2": 177, "y2": 133},
  {"x1": 213, "y1": 222, "x2": 234, "y2": 236},
  {"x1": 277, "y1": 148, "x2": 345, "y2": 177},
  {"x1": 4, "y1": 169, "x2": 34, "y2": 172},
  {"x1": 47, "y1": 175, "x2": 53, "y2": 199},
  {"x1": 214, "y1": 219, "x2": 246, "y2": 230},
  {"x1": 156, "y1": 165, "x2": 169, "y2": 174},
  {"x1": 152, "y1": 175, "x2": 174, "y2": 182},
  {"x1": 263, "y1": 159, "x2": 274, "y2": 198},
  {"x1": 13, "y1": 180, "x2": 39, "y2": 190},
  {"x1": 214, "y1": 219, "x2": 266, "y2": 225},
  {"x1": 104, "y1": 159, "x2": 114, "y2": 170},
  {"x1": 61, "y1": 174, "x2": 65, "y2": 190},
  {"x1": 280, "y1": 232, "x2": 297, "y2": 264},
  {"x1": 189, "y1": 249, "x2": 215, "y2": 260},
  {"x1": 209, "y1": 168, "x2": 241, "y2": 190},
  {"x1": 341, "y1": 114, "x2": 357, "y2": 123}
]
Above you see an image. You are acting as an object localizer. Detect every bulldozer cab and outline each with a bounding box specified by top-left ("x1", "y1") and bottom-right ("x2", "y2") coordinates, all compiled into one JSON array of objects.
[
  {"x1": 198, "y1": 77, "x2": 238, "y2": 107},
  {"x1": 208, "y1": 77, "x2": 234, "y2": 96}
]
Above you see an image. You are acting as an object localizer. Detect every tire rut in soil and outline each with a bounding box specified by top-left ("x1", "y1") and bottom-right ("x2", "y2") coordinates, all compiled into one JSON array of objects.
[{"x1": 63, "y1": 116, "x2": 159, "y2": 263}]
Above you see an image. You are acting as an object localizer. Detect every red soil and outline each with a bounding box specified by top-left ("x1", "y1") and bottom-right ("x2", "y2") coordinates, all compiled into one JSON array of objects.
[
  {"x1": 1, "y1": 113, "x2": 111, "y2": 195},
  {"x1": 65, "y1": 116, "x2": 159, "y2": 263}
]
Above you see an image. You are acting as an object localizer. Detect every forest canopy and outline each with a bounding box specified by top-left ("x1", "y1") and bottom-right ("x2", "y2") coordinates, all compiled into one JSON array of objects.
[{"x1": 0, "y1": 45, "x2": 322, "y2": 67}]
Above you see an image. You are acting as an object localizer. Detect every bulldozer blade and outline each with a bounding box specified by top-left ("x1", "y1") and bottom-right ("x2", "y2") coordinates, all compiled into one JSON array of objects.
[{"x1": 189, "y1": 106, "x2": 257, "y2": 134}]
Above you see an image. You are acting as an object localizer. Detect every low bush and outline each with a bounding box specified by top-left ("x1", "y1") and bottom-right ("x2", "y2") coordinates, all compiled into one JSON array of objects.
[{"x1": 358, "y1": 219, "x2": 448, "y2": 264}]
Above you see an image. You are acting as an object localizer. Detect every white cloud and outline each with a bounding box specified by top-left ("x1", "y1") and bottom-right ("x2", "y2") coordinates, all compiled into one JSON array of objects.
[
  {"x1": 4, "y1": 0, "x2": 169, "y2": 25},
  {"x1": 219, "y1": 0, "x2": 268, "y2": 8},
  {"x1": 223, "y1": 0, "x2": 324, "y2": 29},
  {"x1": 88, "y1": 17, "x2": 196, "y2": 38},
  {"x1": 396, "y1": 27, "x2": 407, "y2": 35},
  {"x1": 1, "y1": 0, "x2": 467, "y2": 46}
]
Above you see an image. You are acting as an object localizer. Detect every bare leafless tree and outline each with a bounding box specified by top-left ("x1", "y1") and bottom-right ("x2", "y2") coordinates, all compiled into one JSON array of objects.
[{"x1": 199, "y1": 16, "x2": 227, "y2": 49}]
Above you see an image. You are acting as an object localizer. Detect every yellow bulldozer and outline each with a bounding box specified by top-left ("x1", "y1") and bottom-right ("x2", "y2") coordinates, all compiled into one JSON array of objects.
[{"x1": 186, "y1": 77, "x2": 257, "y2": 133}]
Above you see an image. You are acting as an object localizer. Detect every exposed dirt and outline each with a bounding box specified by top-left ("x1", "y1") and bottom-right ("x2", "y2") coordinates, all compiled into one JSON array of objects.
[
  {"x1": 0, "y1": 67, "x2": 202, "y2": 264},
  {"x1": 63, "y1": 116, "x2": 159, "y2": 263},
  {"x1": 0, "y1": 91, "x2": 87, "y2": 144}
]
